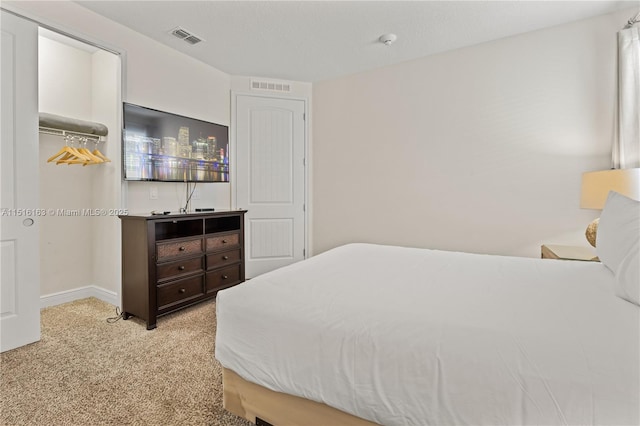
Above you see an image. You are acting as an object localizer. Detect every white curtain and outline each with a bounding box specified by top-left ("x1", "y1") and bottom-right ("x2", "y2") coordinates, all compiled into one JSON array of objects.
[{"x1": 613, "y1": 19, "x2": 640, "y2": 168}]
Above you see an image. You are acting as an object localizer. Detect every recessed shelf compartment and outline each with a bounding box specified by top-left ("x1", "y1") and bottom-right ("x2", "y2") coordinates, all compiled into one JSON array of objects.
[
  {"x1": 155, "y1": 218, "x2": 203, "y2": 240},
  {"x1": 205, "y1": 216, "x2": 241, "y2": 234}
]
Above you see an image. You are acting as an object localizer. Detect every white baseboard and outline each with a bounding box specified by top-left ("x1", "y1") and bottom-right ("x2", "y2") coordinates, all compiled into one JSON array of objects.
[{"x1": 40, "y1": 285, "x2": 119, "y2": 309}]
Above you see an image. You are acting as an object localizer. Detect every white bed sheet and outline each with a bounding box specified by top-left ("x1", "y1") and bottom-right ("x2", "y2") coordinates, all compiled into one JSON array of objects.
[{"x1": 215, "y1": 243, "x2": 639, "y2": 426}]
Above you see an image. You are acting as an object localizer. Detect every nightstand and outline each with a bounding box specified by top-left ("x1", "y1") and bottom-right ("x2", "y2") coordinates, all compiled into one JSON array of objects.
[{"x1": 541, "y1": 244, "x2": 599, "y2": 262}]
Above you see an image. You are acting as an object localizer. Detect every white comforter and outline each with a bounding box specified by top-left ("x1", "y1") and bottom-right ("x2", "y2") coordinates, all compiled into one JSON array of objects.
[{"x1": 215, "y1": 243, "x2": 639, "y2": 426}]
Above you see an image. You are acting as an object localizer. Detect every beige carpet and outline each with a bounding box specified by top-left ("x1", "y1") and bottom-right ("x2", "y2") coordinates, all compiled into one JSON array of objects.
[{"x1": 0, "y1": 297, "x2": 252, "y2": 426}]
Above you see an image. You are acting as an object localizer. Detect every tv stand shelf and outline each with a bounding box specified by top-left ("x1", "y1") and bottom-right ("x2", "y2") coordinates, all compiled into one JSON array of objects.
[{"x1": 119, "y1": 210, "x2": 246, "y2": 329}]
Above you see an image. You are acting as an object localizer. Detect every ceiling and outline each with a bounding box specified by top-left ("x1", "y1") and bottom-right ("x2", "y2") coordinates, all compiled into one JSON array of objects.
[{"x1": 75, "y1": 1, "x2": 638, "y2": 83}]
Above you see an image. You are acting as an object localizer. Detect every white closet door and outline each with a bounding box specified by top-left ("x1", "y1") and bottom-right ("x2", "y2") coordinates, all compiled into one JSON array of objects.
[
  {"x1": 235, "y1": 95, "x2": 306, "y2": 278},
  {"x1": 1, "y1": 11, "x2": 41, "y2": 352}
]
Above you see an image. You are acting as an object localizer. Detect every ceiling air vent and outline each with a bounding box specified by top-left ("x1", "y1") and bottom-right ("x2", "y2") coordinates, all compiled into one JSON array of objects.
[
  {"x1": 183, "y1": 35, "x2": 203, "y2": 45},
  {"x1": 251, "y1": 80, "x2": 292, "y2": 93},
  {"x1": 170, "y1": 27, "x2": 204, "y2": 45}
]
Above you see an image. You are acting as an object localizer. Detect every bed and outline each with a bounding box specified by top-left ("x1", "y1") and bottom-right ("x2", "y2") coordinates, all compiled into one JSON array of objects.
[{"x1": 215, "y1": 192, "x2": 639, "y2": 426}]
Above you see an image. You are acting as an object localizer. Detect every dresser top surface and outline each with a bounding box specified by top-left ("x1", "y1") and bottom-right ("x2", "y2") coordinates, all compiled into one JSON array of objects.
[{"x1": 120, "y1": 210, "x2": 247, "y2": 220}]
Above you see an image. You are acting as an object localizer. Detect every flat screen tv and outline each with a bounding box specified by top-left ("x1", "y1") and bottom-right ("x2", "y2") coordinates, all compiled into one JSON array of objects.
[{"x1": 122, "y1": 102, "x2": 229, "y2": 182}]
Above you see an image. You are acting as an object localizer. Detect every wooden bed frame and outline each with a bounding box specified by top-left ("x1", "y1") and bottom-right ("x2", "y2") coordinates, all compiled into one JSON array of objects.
[{"x1": 222, "y1": 368, "x2": 379, "y2": 426}]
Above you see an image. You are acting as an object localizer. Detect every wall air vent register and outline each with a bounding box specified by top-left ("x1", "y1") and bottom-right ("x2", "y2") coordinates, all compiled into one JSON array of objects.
[{"x1": 251, "y1": 80, "x2": 292, "y2": 93}]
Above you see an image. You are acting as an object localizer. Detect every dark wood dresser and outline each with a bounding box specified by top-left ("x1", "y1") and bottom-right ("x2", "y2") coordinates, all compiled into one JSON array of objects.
[{"x1": 119, "y1": 210, "x2": 246, "y2": 329}]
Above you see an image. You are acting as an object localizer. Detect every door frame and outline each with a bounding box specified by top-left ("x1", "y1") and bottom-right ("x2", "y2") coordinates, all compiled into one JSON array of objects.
[
  {"x1": 1, "y1": 5, "x2": 127, "y2": 309},
  {"x1": 230, "y1": 91, "x2": 310, "y2": 263}
]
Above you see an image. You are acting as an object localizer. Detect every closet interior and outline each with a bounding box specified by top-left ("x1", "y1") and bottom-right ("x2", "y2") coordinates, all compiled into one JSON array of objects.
[{"x1": 38, "y1": 28, "x2": 122, "y2": 305}]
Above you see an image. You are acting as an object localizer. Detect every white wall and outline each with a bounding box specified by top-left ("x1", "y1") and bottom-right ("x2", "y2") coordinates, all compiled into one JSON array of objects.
[
  {"x1": 39, "y1": 36, "x2": 96, "y2": 296},
  {"x1": 116, "y1": 11, "x2": 232, "y2": 215},
  {"x1": 91, "y1": 49, "x2": 122, "y2": 295},
  {"x1": 3, "y1": 0, "x2": 234, "y2": 306},
  {"x1": 312, "y1": 9, "x2": 630, "y2": 257},
  {"x1": 13, "y1": 0, "x2": 632, "y2": 265},
  {"x1": 4, "y1": 0, "x2": 233, "y2": 215},
  {"x1": 38, "y1": 34, "x2": 122, "y2": 302}
]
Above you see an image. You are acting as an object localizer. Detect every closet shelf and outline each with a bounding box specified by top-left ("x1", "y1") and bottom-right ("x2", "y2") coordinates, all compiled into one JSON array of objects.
[{"x1": 39, "y1": 112, "x2": 108, "y2": 143}]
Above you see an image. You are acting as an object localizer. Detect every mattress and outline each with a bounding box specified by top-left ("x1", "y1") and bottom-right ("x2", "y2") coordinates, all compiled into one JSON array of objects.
[{"x1": 215, "y1": 243, "x2": 639, "y2": 426}]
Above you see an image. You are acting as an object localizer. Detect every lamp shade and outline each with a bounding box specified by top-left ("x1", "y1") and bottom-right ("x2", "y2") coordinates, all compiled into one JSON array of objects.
[{"x1": 580, "y1": 168, "x2": 640, "y2": 209}]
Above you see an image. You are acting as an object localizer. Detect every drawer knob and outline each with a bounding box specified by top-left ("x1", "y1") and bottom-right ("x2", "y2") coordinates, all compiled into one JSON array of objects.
[
  {"x1": 222, "y1": 239, "x2": 227, "y2": 244},
  {"x1": 222, "y1": 256, "x2": 229, "y2": 260},
  {"x1": 222, "y1": 275, "x2": 228, "y2": 280},
  {"x1": 178, "y1": 265, "x2": 185, "y2": 271},
  {"x1": 179, "y1": 246, "x2": 186, "y2": 251},
  {"x1": 179, "y1": 288, "x2": 186, "y2": 293}
]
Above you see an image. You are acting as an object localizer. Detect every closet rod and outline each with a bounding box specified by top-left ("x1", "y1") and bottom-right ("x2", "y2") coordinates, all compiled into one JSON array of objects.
[{"x1": 39, "y1": 126, "x2": 104, "y2": 143}]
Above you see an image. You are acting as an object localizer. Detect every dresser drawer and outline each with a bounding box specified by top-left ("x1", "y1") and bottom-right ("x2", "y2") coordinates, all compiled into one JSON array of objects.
[
  {"x1": 157, "y1": 275, "x2": 204, "y2": 311},
  {"x1": 206, "y1": 249, "x2": 241, "y2": 270},
  {"x1": 206, "y1": 233, "x2": 239, "y2": 251},
  {"x1": 157, "y1": 256, "x2": 203, "y2": 282},
  {"x1": 157, "y1": 238, "x2": 202, "y2": 261},
  {"x1": 206, "y1": 264, "x2": 242, "y2": 293}
]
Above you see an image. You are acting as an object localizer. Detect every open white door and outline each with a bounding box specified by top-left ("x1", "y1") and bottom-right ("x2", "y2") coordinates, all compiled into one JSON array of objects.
[
  {"x1": 1, "y1": 11, "x2": 41, "y2": 352},
  {"x1": 235, "y1": 95, "x2": 306, "y2": 278}
]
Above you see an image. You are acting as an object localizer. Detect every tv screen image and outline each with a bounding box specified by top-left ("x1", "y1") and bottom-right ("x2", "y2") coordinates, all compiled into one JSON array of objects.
[{"x1": 122, "y1": 103, "x2": 229, "y2": 182}]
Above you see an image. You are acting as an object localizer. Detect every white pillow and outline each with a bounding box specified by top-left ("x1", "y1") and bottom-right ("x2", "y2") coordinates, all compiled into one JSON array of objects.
[
  {"x1": 614, "y1": 241, "x2": 639, "y2": 306},
  {"x1": 596, "y1": 191, "x2": 640, "y2": 274}
]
